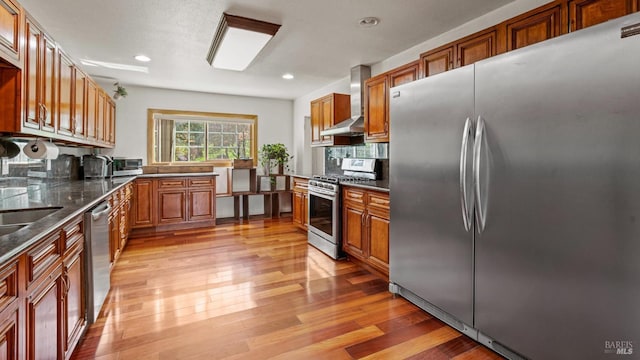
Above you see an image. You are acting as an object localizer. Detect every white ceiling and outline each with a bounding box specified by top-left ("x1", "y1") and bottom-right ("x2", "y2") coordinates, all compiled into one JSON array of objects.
[{"x1": 19, "y1": 0, "x2": 513, "y2": 100}]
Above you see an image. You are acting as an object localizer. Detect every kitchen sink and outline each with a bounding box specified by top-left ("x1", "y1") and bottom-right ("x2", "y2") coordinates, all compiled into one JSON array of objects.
[
  {"x1": 0, "y1": 206, "x2": 63, "y2": 226},
  {"x1": 0, "y1": 224, "x2": 26, "y2": 236}
]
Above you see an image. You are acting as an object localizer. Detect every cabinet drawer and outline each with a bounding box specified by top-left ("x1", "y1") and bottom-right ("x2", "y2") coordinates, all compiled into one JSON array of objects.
[
  {"x1": 0, "y1": 261, "x2": 18, "y2": 312},
  {"x1": 27, "y1": 232, "x2": 62, "y2": 285},
  {"x1": 293, "y1": 177, "x2": 308, "y2": 192},
  {"x1": 158, "y1": 178, "x2": 187, "y2": 189},
  {"x1": 367, "y1": 192, "x2": 390, "y2": 211},
  {"x1": 62, "y1": 216, "x2": 84, "y2": 251},
  {"x1": 343, "y1": 188, "x2": 365, "y2": 205},
  {"x1": 188, "y1": 177, "x2": 214, "y2": 187}
]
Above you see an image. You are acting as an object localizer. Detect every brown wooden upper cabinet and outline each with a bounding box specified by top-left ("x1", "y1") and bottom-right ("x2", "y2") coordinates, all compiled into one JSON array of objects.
[
  {"x1": 57, "y1": 50, "x2": 74, "y2": 137},
  {"x1": 24, "y1": 15, "x2": 56, "y2": 134},
  {"x1": 505, "y1": 1, "x2": 567, "y2": 51},
  {"x1": 418, "y1": 28, "x2": 497, "y2": 78},
  {"x1": 0, "y1": 0, "x2": 21, "y2": 66},
  {"x1": 310, "y1": 93, "x2": 351, "y2": 147},
  {"x1": 569, "y1": 0, "x2": 639, "y2": 31},
  {"x1": 420, "y1": 45, "x2": 454, "y2": 78},
  {"x1": 364, "y1": 61, "x2": 419, "y2": 143},
  {"x1": 456, "y1": 28, "x2": 498, "y2": 67}
]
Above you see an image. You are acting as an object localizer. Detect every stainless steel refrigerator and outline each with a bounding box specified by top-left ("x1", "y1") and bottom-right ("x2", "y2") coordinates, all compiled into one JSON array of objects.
[{"x1": 389, "y1": 13, "x2": 640, "y2": 360}]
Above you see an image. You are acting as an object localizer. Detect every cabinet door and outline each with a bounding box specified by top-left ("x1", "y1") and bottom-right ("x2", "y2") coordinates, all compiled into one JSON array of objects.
[
  {"x1": 320, "y1": 97, "x2": 333, "y2": 143},
  {"x1": 108, "y1": 99, "x2": 116, "y2": 145},
  {"x1": 389, "y1": 61, "x2": 419, "y2": 87},
  {"x1": 310, "y1": 100, "x2": 322, "y2": 145},
  {"x1": 96, "y1": 90, "x2": 106, "y2": 143},
  {"x1": 343, "y1": 204, "x2": 366, "y2": 259},
  {"x1": 188, "y1": 188, "x2": 215, "y2": 222},
  {"x1": 420, "y1": 46, "x2": 455, "y2": 78},
  {"x1": 367, "y1": 213, "x2": 390, "y2": 275},
  {"x1": 27, "y1": 269, "x2": 61, "y2": 360},
  {"x1": 133, "y1": 179, "x2": 155, "y2": 228},
  {"x1": 57, "y1": 51, "x2": 74, "y2": 136},
  {"x1": 292, "y1": 191, "x2": 304, "y2": 228},
  {"x1": 41, "y1": 34, "x2": 56, "y2": 132},
  {"x1": 456, "y1": 29, "x2": 497, "y2": 67},
  {"x1": 303, "y1": 193, "x2": 308, "y2": 228},
  {"x1": 506, "y1": 3, "x2": 565, "y2": 51},
  {"x1": 24, "y1": 18, "x2": 40, "y2": 129},
  {"x1": 0, "y1": 306, "x2": 18, "y2": 360},
  {"x1": 73, "y1": 68, "x2": 86, "y2": 137},
  {"x1": 569, "y1": 0, "x2": 639, "y2": 31},
  {"x1": 85, "y1": 80, "x2": 97, "y2": 141},
  {"x1": 364, "y1": 75, "x2": 388, "y2": 142},
  {"x1": 157, "y1": 190, "x2": 187, "y2": 224},
  {"x1": 63, "y1": 245, "x2": 85, "y2": 358},
  {"x1": 0, "y1": 0, "x2": 21, "y2": 64}
]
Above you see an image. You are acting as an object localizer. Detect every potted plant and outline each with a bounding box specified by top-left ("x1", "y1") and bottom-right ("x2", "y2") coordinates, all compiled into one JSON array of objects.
[
  {"x1": 113, "y1": 82, "x2": 128, "y2": 99},
  {"x1": 259, "y1": 143, "x2": 291, "y2": 175}
]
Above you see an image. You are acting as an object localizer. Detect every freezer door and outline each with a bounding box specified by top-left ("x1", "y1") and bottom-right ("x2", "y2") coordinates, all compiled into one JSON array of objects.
[
  {"x1": 474, "y1": 13, "x2": 640, "y2": 360},
  {"x1": 389, "y1": 65, "x2": 475, "y2": 325}
]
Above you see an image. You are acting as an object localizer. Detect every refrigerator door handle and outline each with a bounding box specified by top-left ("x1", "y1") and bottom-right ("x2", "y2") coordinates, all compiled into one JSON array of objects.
[
  {"x1": 459, "y1": 117, "x2": 474, "y2": 232},
  {"x1": 473, "y1": 116, "x2": 488, "y2": 232}
]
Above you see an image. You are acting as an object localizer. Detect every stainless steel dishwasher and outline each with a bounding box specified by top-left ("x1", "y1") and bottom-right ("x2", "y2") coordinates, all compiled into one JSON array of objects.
[{"x1": 84, "y1": 201, "x2": 111, "y2": 324}]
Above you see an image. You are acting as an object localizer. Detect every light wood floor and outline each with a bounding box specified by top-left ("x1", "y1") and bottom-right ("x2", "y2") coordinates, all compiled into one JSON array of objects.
[{"x1": 71, "y1": 218, "x2": 503, "y2": 360}]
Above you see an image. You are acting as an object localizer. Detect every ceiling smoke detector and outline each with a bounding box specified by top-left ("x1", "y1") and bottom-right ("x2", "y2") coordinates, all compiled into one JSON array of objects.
[{"x1": 358, "y1": 17, "x2": 380, "y2": 28}]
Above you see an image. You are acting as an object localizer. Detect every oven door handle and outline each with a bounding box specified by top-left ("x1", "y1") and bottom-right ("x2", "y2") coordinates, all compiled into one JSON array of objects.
[{"x1": 309, "y1": 190, "x2": 337, "y2": 201}]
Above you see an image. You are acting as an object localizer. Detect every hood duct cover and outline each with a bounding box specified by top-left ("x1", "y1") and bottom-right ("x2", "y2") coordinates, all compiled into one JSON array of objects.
[{"x1": 320, "y1": 65, "x2": 371, "y2": 137}]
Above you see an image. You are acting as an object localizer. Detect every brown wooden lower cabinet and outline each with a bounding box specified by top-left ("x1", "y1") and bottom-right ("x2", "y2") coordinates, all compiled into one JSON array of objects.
[
  {"x1": 62, "y1": 242, "x2": 84, "y2": 360},
  {"x1": 132, "y1": 176, "x2": 217, "y2": 233},
  {"x1": 132, "y1": 178, "x2": 155, "y2": 227},
  {"x1": 0, "y1": 305, "x2": 18, "y2": 360},
  {"x1": 292, "y1": 177, "x2": 308, "y2": 230},
  {"x1": 157, "y1": 190, "x2": 187, "y2": 224},
  {"x1": 26, "y1": 264, "x2": 62, "y2": 360},
  {"x1": 342, "y1": 187, "x2": 390, "y2": 276}
]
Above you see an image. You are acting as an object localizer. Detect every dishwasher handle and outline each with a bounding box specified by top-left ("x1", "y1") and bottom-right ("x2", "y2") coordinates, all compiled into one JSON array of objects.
[{"x1": 91, "y1": 202, "x2": 111, "y2": 221}]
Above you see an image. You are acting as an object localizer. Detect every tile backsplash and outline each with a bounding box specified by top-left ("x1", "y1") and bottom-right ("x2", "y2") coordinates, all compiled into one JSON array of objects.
[{"x1": 324, "y1": 143, "x2": 389, "y2": 178}]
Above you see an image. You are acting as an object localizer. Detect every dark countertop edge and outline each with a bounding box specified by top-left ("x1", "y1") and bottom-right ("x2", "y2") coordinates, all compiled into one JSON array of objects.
[
  {"x1": 340, "y1": 181, "x2": 390, "y2": 193},
  {"x1": 0, "y1": 177, "x2": 137, "y2": 265},
  {"x1": 137, "y1": 172, "x2": 219, "y2": 178}
]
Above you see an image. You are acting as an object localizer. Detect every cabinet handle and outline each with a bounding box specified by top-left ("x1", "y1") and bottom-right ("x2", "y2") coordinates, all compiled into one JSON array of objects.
[{"x1": 42, "y1": 105, "x2": 49, "y2": 124}]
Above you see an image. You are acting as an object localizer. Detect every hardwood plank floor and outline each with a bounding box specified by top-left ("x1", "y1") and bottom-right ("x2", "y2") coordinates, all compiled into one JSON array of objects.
[{"x1": 71, "y1": 219, "x2": 503, "y2": 360}]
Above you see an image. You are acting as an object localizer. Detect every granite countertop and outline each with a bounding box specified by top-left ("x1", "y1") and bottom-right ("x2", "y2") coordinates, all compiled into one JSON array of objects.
[
  {"x1": 138, "y1": 172, "x2": 219, "y2": 178},
  {"x1": 0, "y1": 177, "x2": 136, "y2": 264},
  {"x1": 340, "y1": 180, "x2": 390, "y2": 193}
]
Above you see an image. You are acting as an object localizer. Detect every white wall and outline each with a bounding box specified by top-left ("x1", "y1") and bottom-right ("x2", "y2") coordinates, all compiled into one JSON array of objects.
[
  {"x1": 292, "y1": 77, "x2": 350, "y2": 175},
  {"x1": 292, "y1": 0, "x2": 550, "y2": 167},
  {"x1": 102, "y1": 83, "x2": 294, "y2": 218}
]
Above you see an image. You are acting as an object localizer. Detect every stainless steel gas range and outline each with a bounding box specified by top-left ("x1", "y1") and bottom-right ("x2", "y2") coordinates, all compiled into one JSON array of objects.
[{"x1": 307, "y1": 158, "x2": 379, "y2": 259}]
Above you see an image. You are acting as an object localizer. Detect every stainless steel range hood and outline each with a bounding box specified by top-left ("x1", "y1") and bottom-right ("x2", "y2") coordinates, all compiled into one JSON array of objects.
[{"x1": 320, "y1": 65, "x2": 371, "y2": 137}]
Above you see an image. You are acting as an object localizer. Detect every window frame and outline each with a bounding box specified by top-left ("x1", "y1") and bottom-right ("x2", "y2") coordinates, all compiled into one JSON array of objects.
[{"x1": 147, "y1": 108, "x2": 258, "y2": 167}]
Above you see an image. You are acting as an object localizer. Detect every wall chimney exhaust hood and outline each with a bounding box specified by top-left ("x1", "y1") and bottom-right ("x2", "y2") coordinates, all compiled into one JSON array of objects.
[{"x1": 321, "y1": 65, "x2": 371, "y2": 137}]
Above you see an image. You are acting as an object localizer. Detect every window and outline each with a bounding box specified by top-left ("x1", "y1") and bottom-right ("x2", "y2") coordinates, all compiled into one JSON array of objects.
[{"x1": 148, "y1": 109, "x2": 257, "y2": 166}]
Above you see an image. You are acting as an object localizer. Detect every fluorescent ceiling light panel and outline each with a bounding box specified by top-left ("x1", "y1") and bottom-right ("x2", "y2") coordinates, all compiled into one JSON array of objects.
[
  {"x1": 80, "y1": 59, "x2": 149, "y2": 73},
  {"x1": 207, "y1": 13, "x2": 281, "y2": 71}
]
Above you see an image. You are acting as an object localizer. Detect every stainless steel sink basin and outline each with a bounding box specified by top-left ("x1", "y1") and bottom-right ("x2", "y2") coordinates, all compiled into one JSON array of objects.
[
  {"x1": 0, "y1": 224, "x2": 26, "y2": 236},
  {"x1": 0, "y1": 206, "x2": 63, "y2": 226}
]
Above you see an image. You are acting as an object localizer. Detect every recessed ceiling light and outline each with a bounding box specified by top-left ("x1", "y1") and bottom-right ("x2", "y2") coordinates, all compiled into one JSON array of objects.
[
  {"x1": 359, "y1": 17, "x2": 380, "y2": 27},
  {"x1": 134, "y1": 55, "x2": 151, "y2": 62},
  {"x1": 282, "y1": 73, "x2": 294, "y2": 80}
]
